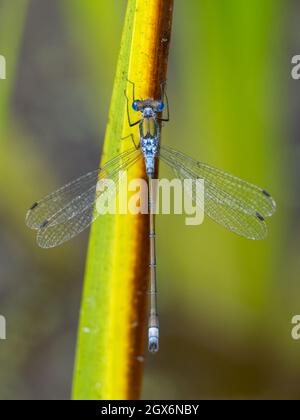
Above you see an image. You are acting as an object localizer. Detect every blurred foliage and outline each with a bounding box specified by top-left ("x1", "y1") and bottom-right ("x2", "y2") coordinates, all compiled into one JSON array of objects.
[
  {"x1": 60, "y1": 0, "x2": 125, "y2": 131},
  {"x1": 0, "y1": 0, "x2": 300, "y2": 400},
  {"x1": 0, "y1": 0, "x2": 29, "y2": 131}
]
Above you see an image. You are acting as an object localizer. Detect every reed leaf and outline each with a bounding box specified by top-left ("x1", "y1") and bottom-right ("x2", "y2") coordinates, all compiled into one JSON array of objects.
[{"x1": 72, "y1": 0, "x2": 174, "y2": 400}]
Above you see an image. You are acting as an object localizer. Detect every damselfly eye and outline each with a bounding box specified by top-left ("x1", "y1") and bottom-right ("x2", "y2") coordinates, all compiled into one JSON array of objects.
[
  {"x1": 132, "y1": 101, "x2": 139, "y2": 111},
  {"x1": 157, "y1": 101, "x2": 164, "y2": 112}
]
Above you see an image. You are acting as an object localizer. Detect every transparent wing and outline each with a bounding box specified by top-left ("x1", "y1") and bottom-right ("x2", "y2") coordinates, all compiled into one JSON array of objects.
[
  {"x1": 26, "y1": 147, "x2": 142, "y2": 248},
  {"x1": 26, "y1": 148, "x2": 139, "y2": 230},
  {"x1": 159, "y1": 145, "x2": 276, "y2": 240}
]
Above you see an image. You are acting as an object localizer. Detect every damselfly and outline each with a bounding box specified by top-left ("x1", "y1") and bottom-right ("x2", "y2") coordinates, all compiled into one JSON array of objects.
[{"x1": 26, "y1": 81, "x2": 276, "y2": 353}]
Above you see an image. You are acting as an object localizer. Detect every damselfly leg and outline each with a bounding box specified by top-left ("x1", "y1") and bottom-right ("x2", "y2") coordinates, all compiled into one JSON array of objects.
[
  {"x1": 121, "y1": 133, "x2": 140, "y2": 150},
  {"x1": 124, "y1": 79, "x2": 141, "y2": 127},
  {"x1": 158, "y1": 81, "x2": 170, "y2": 122}
]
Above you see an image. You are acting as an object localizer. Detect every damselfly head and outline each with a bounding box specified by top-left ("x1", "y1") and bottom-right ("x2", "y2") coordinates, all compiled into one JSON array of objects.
[{"x1": 132, "y1": 99, "x2": 164, "y2": 113}]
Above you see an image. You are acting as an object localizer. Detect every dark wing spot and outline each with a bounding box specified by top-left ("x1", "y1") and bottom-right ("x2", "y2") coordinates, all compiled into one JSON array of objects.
[
  {"x1": 30, "y1": 202, "x2": 39, "y2": 210},
  {"x1": 262, "y1": 189, "x2": 271, "y2": 198},
  {"x1": 40, "y1": 220, "x2": 49, "y2": 229},
  {"x1": 256, "y1": 211, "x2": 265, "y2": 222}
]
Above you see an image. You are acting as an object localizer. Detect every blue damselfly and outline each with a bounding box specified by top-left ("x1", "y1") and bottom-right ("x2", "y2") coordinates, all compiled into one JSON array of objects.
[{"x1": 26, "y1": 81, "x2": 276, "y2": 353}]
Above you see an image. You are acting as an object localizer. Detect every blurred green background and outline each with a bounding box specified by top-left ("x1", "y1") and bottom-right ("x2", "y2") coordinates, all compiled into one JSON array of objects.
[{"x1": 0, "y1": 0, "x2": 299, "y2": 400}]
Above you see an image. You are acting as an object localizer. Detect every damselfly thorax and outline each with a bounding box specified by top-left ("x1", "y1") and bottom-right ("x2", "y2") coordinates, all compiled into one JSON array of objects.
[{"x1": 138, "y1": 107, "x2": 160, "y2": 176}]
